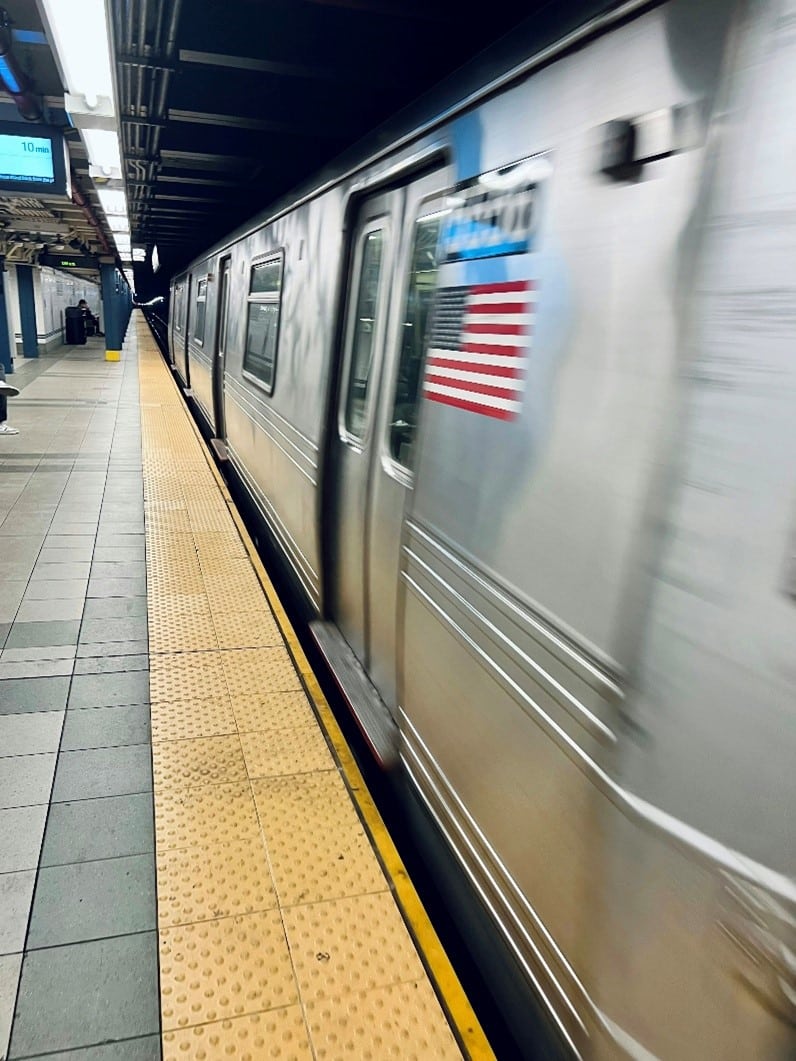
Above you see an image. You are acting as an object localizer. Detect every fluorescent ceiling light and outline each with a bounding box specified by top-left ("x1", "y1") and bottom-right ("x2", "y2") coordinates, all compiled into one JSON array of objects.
[
  {"x1": 97, "y1": 189, "x2": 127, "y2": 216},
  {"x1": 39, "y1": 0, "x2": 114, "y2": 109},
  {"x1": 82, "y1": 129, "x2": 121, "y2": 173},
  {"x1": 108, "y1": 215, "x2": 130, "y2": 233},
  {"x1": 132, "y1": 248, "x2": 146, "y2": 261}
]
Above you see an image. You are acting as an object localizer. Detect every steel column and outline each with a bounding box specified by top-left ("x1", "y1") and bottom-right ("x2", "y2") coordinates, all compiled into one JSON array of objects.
[
  {"x1": 16, "y1": 265, "x2": 38, "y2": 358},
  {"x1": 101, "y1": 263, "x2": 124, "y2": 361},
  {"x1": 0, "y1": 265, "x2": 14, "y2": 374}
]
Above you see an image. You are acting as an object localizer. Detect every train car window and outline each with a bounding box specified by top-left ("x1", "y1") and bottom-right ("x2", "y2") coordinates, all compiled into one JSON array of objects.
[
  {"x1": 389, "y1": 212, "x2": 445, "y2": 467},
  {"x1": 193, "y1": 278, "x2": 207, "y2": 344},
  {"x1": 343, "y1": 229, "x2": 384, "y2": 439},
  {"x1": 174, "y1": 284, "x2": 183, "y2": 332},
  {"x1": 243, "y1": 253, "x2": 283, "y2": 393}
]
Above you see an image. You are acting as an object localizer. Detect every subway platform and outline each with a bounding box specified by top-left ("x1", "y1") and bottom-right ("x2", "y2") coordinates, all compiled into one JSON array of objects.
[{"x1": 0, "y1": 316, "x2": 491, "y2": 1061}]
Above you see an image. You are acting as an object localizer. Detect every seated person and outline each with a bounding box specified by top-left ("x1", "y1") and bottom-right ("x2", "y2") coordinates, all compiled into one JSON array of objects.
[{"x1": 77, "y1": 299, "x2": 103, "y2": 336}]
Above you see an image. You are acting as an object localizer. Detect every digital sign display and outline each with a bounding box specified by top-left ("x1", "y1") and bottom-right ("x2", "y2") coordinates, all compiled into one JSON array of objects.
[
  {"x1": 39, "y1": 253, "x2": 98, "y2": 271},
  {"x1": 0, "y1": 134, "x2": 55, "y2": 184},
  {"x1": 0, "y1": 122, "x2": 69, "y2": 198}
]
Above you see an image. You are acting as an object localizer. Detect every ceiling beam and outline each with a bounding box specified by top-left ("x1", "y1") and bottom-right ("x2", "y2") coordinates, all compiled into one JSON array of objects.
[
  {"x1": 167, "y1": 108, "x2": 347, "y2": 137},
  {"x1": 178, "y1": 49, "x2": 348, "y2": 82}
]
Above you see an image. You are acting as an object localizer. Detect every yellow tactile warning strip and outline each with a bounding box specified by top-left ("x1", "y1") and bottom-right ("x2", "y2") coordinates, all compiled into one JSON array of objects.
[{"x1": 133, "y1": 317, "x2": 494, "y2": 1060}]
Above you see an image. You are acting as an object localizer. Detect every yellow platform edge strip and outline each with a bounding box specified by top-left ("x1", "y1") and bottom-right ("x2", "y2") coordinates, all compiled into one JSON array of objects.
[{"x1": 145, "y1": 326, "x2": 496, "y2": 1061}]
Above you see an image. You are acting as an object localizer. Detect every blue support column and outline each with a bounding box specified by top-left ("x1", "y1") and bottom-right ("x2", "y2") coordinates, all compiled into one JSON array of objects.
[
  {"x1": 100, "y1": 262, "x2": 122, "y2": 362},
  {"x1": 0, "y1": 263, "x2": 14, "y2": 375},
  {"x1": 17, "y1": 264, "x2": 38, "y2": 358}
]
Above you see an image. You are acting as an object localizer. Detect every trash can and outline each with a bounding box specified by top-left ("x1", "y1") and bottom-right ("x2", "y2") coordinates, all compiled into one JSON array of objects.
[{"x1": 64, "y1": 306, "x2": 86, "y2": 345}]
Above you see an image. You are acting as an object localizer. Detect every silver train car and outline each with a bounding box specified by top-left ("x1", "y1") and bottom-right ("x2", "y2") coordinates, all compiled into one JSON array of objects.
[{"x1": 166, "y1": 1, "x2": 795, "y2": 1056}]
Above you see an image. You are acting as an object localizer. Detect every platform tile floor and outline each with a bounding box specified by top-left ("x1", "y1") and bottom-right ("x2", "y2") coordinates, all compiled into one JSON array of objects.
[{"x1": 0, "y1": 338, "x2": 160, "y2": 1059}]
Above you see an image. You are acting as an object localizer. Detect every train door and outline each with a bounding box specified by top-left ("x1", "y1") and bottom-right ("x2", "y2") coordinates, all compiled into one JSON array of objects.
[
  {"x1": 177, "y1": 274, "x2": 191, "y2": 387},
  {"x1": 328, "y1": 190, "x2": 400, "y2": 665},
  {"x1": 212, "y1": 256, "x2": 231, "y2": 443},
  {"x1": 327, "y1": 167, "x2": 450, "y2": 714}
]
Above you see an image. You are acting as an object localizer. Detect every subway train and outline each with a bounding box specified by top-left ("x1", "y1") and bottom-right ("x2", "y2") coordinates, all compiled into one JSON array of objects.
[{"x1": 165, "y1": 1, "x2": 796, "y2": 1056}]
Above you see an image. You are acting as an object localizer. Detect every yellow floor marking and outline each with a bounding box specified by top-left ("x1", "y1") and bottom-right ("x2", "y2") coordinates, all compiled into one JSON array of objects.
[{"x1": 134, "y1": 317, "x2": 495, "y2": 1060}]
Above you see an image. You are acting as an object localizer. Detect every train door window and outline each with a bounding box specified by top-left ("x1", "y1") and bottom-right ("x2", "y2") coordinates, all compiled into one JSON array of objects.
[
  {"x1": 243, "y1": 253, "x2": 283, "y2": 393},
  {"x1": 342, "y1": 226, "x2": 384, "y2": 440},
  {"x1": 218, "y1": 263, "x2": 231, "y2": 355},
  {"x1": 388, "y1": 206, "x2": 447, "y2": 468},
  {"x1": 174, "y1": 284, "x2": 183, "y2": 332},
  {"x1": 193, "y1": 278, "x2": 207, "y2": 344}
]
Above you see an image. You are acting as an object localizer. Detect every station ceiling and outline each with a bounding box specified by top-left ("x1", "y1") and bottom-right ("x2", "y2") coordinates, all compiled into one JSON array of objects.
[
  {"x1": 0, "y1": 0, "x2": 542, "y2": 287},
  {"x1": 110, "y1": 0, "x2": 537, "y2": 283},
  {"x1": 0, "y1": 0, "x2": 118, "y2": 278}
]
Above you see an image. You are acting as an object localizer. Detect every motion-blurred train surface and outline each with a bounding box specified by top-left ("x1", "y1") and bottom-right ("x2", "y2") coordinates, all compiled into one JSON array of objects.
[{"x1": 164, "y1": 0, "x2": 795, "y2": 1055}]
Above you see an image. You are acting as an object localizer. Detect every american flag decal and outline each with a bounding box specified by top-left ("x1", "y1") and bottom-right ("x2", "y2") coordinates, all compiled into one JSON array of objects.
[{"x1": 423, "y1": 280, "x2": 536, "y2": 421}]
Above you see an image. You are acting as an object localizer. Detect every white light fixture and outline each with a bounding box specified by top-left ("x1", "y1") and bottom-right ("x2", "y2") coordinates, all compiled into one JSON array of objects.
[
  {"x1": 39, "y1": 0, "x2": 115, "y2": 111},
  {"x1": 98, "y1": 189, "x2": 127, "y2": 217},
  {"x1": 132, "y1": 248, "x2": 146, "y2": 262},
  {"x1": 108, "y1": 215, "x2": 130, "y2": 234},
  {"x1": 82, "y1": 129, "x2": 121, "y2": 173}
]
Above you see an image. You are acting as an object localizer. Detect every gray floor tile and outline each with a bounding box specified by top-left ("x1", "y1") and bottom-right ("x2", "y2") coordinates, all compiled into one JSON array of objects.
[
  {"x1": 89, "y1": 561, "x2": 146, "y2": 581},
  {"x1": 38, "y1": 546, "x2": 95, "y2": 564},
  {"x1": 94, "y1": 534, "x2": 144, "y2": 549},
  {"x1": 0, "y1": 536, "x2": 44, "y2": 557},
  {"x1": 47, "y1": 523, "x2": 97, "y2": 537},
  {"x1": 92, "y1": 547, "x2": 146, "y2": 563},
  {"x1": 68, "y1": 670, "x2": 149, "y2": 707},
  {"x1": 15, "y1": 598, "x2": 85, "y2": 622},
  {"x1": 61, "y1": 705, "x2": 151, "y2": 751},
  {"x1": 0, "y1": 622, "x2": 10, "y2": 648},
  {"x1": 0, "y1": 676, "x2": 70, "y2": 714},
  {"x1": 0, "y1": 582, "x2": 25, "y2": 622},
  {"x1": 8, "y1": 931, "x2": 160, "y2": 1057},
  {"x1": 0, "y1": 753, "x2": 57, "y2": 809},
  {"x1": 73, "y1": 653, "x2": 149, "y2": 674},
  {"x1": 45, "y1": 534, "x2": 95, "y2": 550},
  {"x1": 0, "y1": 712, "x2": 64, "y2": 757},
  {"x1": 76, "y1": 636, "x2": 149, "y2": 653},
  {"x1": 0, "y1": 870, "x2": 35, "y2": 954},
  {"x1": 0, "y1": 805, "x2": 47, "y2": 872},
  {"x1": 87, "y1": 578, "x2": 147, "y2": 598},
  {"x1": 79, "y1": 617, "x2": 148, "y2": 645},
  {"x1": 1, "y1": 645, "x2": 76, "y2": 664},
  {"x1": 49, "y1": 524, "x2": 101, "y2": 538},
  {"x1": 27, "y1": 855, "x2": 156, "y2": 950},
  {"x1": 41, "y1": 792, "x2": 154, "y2": 867},
  {"x1": 0, "y1": 561, "x2": 34, "y2": 580},
  {"x1": 0, "y1": 658, "x2": 74, "y2": 680},
  {"x1": 5, "y1": 620, "x2": 81, "y2": 650},
  {"x1": 31, "y1": 561, "x2": 91, "y2": 582},
  {"x1": 28, "y1": 1035, "x2": 162, "y2": 1060},
  {"x1": 0, "y1": 952, "x2": 22, "y2": 1061},
  {"x1": 52, "y1": 745, "x2": 152, "y2": 802},
  {"x1": 99, "y1": 507, "x2": 145, "y2": 519},
  {"x1": 24, "y1": 578, "x2": 88, "y2": 601}
]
